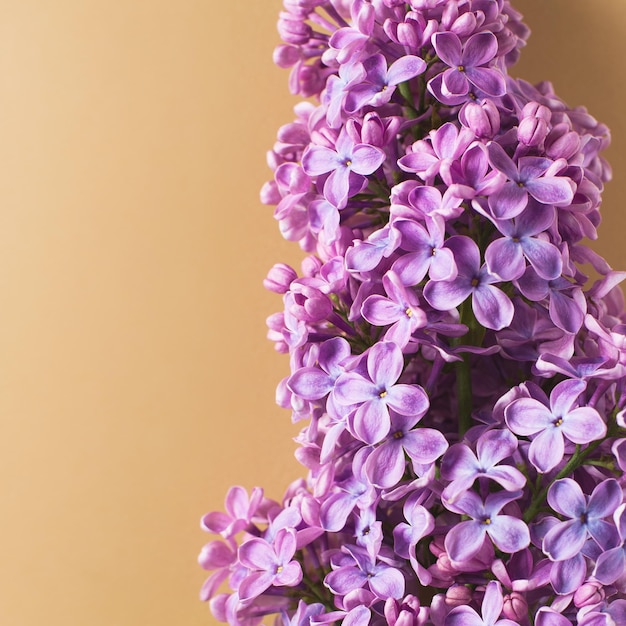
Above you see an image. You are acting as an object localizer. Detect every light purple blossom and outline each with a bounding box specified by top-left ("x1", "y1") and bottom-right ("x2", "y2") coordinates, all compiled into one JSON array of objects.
[
  {"x1": 445, "y1": 581, "x2": 519, "y2": 626},
  {"x1": 505, "y1": 379, "x2": 606, "y2": 473},
  {"x1": 542, "y1": 478, "x2": 622, "y2": 561}
]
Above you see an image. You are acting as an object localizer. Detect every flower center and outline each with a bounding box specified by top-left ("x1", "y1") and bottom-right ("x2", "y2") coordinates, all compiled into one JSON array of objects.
[
  {"x1": 553, "y1": 417, "x2": 564, "y2": 427},
  {"x1": 379, "y1": 390, "x2": 388, "y2": 399},
  {"x1": 482, "y1": 517, "x2": 492, "y2": 525},
  {"x1": 393, "y1": 430, "x2": 404, "y2": 440},
  {"x1": 405, "y1": 307, "x2": 413, "y2": 318},
  {"x1": 580, "y1": 512, "x2": 588, "y2": 524},
  {"x1": 457, "y1": 65, "x2": 465, "y2": 72},
  {"x1": 431, "y1": 247, "x2": 437, "y2": 256},
  {"x1": 344, "y1": 159, "x2": 352, "y2": 168},
  {"x1": 276, "y1": 565, "x2": 284, "y2": 574},
  {"x1": 471, "y1": 277, "x2": 479, "y2": 287}
]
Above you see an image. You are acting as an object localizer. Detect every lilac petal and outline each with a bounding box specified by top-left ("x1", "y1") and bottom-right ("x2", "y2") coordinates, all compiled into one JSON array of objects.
[
  {"x1": 548, "y1": 479, "x2": 586, "y2": 517},
  {"x1": 302, "y1": 146, "x2": 339, "y2": 175},
  {"x1": 387, "y1": 55, "x2": 426, "y2": 85},
  {"x1": 324, "y1": 167, "x2": 351, "y2": 208},
  {"x1": 239, "y1": 539, "x2": 276, "y2": 571},
  {"x1": 487, "y1": 142, "x2": 519, "y2": 180},
  {"x1": 487, "y1": 516, "x2": 530, "y2": 553},
  {"x1": 481, "y1": 581, "x2": 504, "y2": 626},
  {"x1": 441, "y1": 443, "x2": 478, "y2": 480},
  {"x1": 238, "y1": 570, "x2": 276, "y2": 602},
  {"x1": 477, "y1": 429, "x2": 518, "y2": 467},
  {"x1": 385, "y1": 384, "x2": 429, "y2": 416},
  {"x1": 352, "y1": 400, "x2": 391, "y2": 445},
  {"x1": 445, "y1": 521, "x2": 487, "y2": 563},
  {"x1": 489, "y1": 466, "x2": 527, "y2": 492},
  {"x1": 288, "y1": 368, "x2": 332, "y2": 400},
  {"x1": 465, "y1": 66, "x2": 506, "y2": 96},
  {"x1": 488, "y1": 182, "x2": 528, "y2": 219},
  {"x1": 526, "y1": 177, "x2": 574, "y2": 207},
  {"x1": 521, "y1": 238, "x2": 563, "y2": 280},
  {"x1": 543, "y1": 519, "x2": 587, "y2": 561},
  {"x1": 369, "y1": 566, "x2": 405, "y2": 599},
  {"x1": 274, "y1": 529, "x2": 297, "y2": 562},
  {"x1": 320, "y1": 492, "x2": 358, "y2": 532},
  {"x1": 325, "y1": 566, "x2": 366, "y2": 595},
  {"x1": 486, "y1": 237, "x2": 525, "y2": 281},
  {"x1": 362, "y1": 295, "x2": 402, "y2": 326},
  {"x1": 392, "y1": 251, "x2": 431, "y2": 285},
  {"x1": 561, "y1": 408, "x2": 606, "y2": 444},
  {"x1": 550, "y1": 379, "x2": 586, "y2": 415},
  {"x1": 442, "y1": 69, "x2": 469, "y2": 97},
  {"x1": 462, "y1": 32, "x2": 498, "y2": 67},
  {"x1": 549, "y1": 290, "x2": 584, "y2": 334},
  {"x1": 594, "y1": 547, "x2": 626, "y2": 584},
  {"x1": 445, "y1": 607, "x2": 484, "y2": 626},
  {"x1": 473, "y1": 284, "x2": 514, "y2": 330},
  {"x1": 351, "y1": 144, "x2": 385, "y2": 175},
  {"x1": 529, "y1": 428, "x2": 564, "y2": 473},
  {"x1": 276, "y1": 561, "x2": 303, "y2": 586},
  {"x1": 536, "y1": 608, "x2": 574, "y2": 626},
  {"x1": 550, "y1": 553, "x2": 586, "y2": 595},
  {"x1": 587, "y1": 518, "x2": 620, "y2": 551},
  {"x1": 343, "y1": 606, "x2": 372, "y2": 626},
  {"x1": 429, "y1": 247, "x2": 457, "y2": 281},
  {"x1": 505, "y1": 398, "x2": 552, "y2": 436},
  {"x1": 402, "y1": 428, "x2": 448, "y2": 464},
  {"x1": 424, "y1": 277, "x2": 472, "y2": 311},
  {"x1": 432, "y1": 32, "x2": 462, "y2": 66},
  {"x1": 366, "y1": 441, "x2": 406, "y2": 488},
  {"x1": 335, "y1": 374, "x2": 377, "y2": 404},
  {"x1": 368, "y1": 341, "x2": 403, "y2": 388}
]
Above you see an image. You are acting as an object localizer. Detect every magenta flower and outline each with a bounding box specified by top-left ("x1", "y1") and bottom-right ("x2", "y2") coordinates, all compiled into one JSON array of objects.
[
  {"x1": 361, "y1": 271, "x2": 428, "y2": 347},
  {"x1": 364, "y1": 410, "x2": 447, "y2": 489},
  {"x1": 345, "y1": 53, "x2": 426, "y2": 112},
  {"x1": 325, "y1": 545, "x2": 405, "y2": 600},
  {"x1": 424, "y1": 236, "x2": 514, "y2": 330},
  {"x1": 334, "y1": 341, "x2": 430, "y2": 445},
  {"x1": 237, "y1": 528, "x2": 303, "y2": 602},
  {"x1": 542, "y1": 478, "x2": 621, "y2": 562},
  {"x1": 431, "y1": 31, "x2": 506, "y2": 99},
  {"x1": 302, "y1": 128, "x2": 385, "y2": 208},
  {"x1": 487, "y1": 142, "x2": 575, "y2": 219},
  {"x1": 441, "y1": 429, "x2": 526, "y2": 502},
  {"x1": 391, "y1": 216, "x2": 458, "y2": 286},
  {"x1": 505, "y1": 379, "x2": 606, "y2": 473},
  {"x1": 444, "y1": 490, "x2": 530, "y2": 563}
]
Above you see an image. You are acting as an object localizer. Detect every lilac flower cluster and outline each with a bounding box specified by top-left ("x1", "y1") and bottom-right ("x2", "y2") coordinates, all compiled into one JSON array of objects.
[{"x1": 200, "y1": 1, "x2": 626, "y2": 624}]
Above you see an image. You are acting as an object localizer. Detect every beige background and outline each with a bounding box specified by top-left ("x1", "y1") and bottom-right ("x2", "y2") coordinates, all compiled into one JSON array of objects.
[{"x1": 0, "y1": 2, "x2": 624, "y2": 625}]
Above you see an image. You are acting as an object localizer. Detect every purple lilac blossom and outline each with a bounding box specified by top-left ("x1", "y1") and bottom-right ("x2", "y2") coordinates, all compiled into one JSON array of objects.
[{"x1": 200, "y1": 2, "x2": 626, "y2": 624}]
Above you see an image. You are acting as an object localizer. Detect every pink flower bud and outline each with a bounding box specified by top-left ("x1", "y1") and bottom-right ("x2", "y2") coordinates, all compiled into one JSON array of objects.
[
  {"x1": 264, "y1": 263, "x2": 298, "y2": 294},
  {"x1": 273, "y1": 44, "x2": 301, "y2": 69},
  {"x1": 574, "y1": 581, "x2": 605, "y2": 608},
  {"x1": 521, "y1": 101, "x2": 551, "y2": 122},
  {"x1": 460, "y1": 101, "x2": 500, "y2": 139},
  {"x1": 503, "y1": 592, "x2": 528, "y2": 621},
  {"x1": 518, "y1": 116, "x2": 549, "y2": 146},
  {"x1": 445, "y1": 585, "x2": 473, "y2": 607}
]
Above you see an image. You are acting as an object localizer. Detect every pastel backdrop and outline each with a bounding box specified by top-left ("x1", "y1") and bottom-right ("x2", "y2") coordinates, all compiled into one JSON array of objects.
[{"x1": 0, "y1": 2, "x2": 624, "y2": 625}]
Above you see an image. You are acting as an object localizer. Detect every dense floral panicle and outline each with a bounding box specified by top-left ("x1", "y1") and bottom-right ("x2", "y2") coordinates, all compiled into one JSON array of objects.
[{"x1": 201, "y1": 1, "x2": 626, "y2": 624}]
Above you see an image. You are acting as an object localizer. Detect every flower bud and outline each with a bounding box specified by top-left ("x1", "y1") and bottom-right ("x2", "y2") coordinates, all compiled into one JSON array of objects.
[
  {"x1": 445, "y1": 585, "x2": 472, "y2": 607},
  {"x1": 545, "y1": 124, "x2": 581, "y2": 160},
  {"x1": 264, "y1": 263, "x2": 298, "y2": 294},
  {"x1": 518, "y1": 116, "x2": 549, "y2": 146},
  {"x1": 460, "y1": 100, "x2": 500, "y2": 139},
  {"x1": 574, "y1": 581, "x2": 605, "y2": 608},
  {"x1": 503, "y1": 592, "x2": 528, "y2": 621},
  {"x1": 273, "y1": 44, "x2": 301, "y2": 69},
  {"x1": 278, "y1": 12, "x2": 312, "y2": 45},
  {"x1": 521, "y1": 101, "x2": 551, "y2": 122}
]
